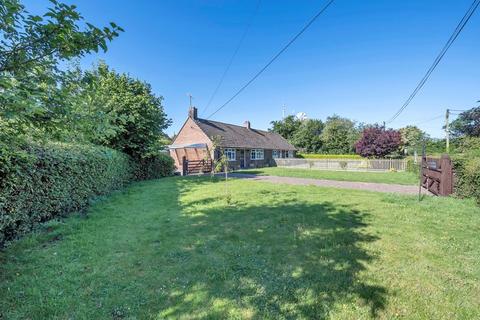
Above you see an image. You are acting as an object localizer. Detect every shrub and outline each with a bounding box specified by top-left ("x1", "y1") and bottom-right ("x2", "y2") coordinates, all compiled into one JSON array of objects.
[
  {"x1": 135, "y1": 153, "x2": 175, "y2": 180},
  {"x1": 0, "y1": 142, "x2": 134, "y2": 245},
  {"x1": 406, "y1": 157, "x2": 421, "y2": 175},
  {"x1": 455, "y1": 136, "x2": 480, "y2": 156},
  {"x1": 355, "y1": 126, "x2": 402, "y2": 158},
  {"x1": 452, "y1": 154, "x2": 480, "y2": 204},
  {"x1": 339, "y1": 161, "x2": 348, "y2": 170}
]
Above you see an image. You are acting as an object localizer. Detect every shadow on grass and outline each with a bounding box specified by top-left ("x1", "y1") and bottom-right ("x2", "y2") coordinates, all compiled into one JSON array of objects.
[
  {"x1": 151, "y1": 177, "x2": 386, "y2": 319},
  {"x1": 0, "y1": 176, "x2": 387, "y2": 319},
  {"x1": 233, "y1": 169, "x2": 264, "y2": 175}
]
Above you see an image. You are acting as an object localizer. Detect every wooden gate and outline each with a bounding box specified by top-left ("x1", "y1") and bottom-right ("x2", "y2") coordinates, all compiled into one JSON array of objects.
[
  {"x1": 421, "y1": 154, "x2": 453, "y2": 196},
  {"x1": 182, "y1": 156, "x2": 212, "y2": 175}
]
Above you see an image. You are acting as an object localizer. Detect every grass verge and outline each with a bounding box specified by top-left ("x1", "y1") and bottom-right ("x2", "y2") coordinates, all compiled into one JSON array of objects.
[{"x1": 1, "y1": 177, "x2": 479, "y2": 319}]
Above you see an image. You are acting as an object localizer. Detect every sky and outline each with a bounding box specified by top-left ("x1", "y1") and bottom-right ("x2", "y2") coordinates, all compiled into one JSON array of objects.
[{"x1": 25, "y1": 0, "x2": 480, "y2": 138}]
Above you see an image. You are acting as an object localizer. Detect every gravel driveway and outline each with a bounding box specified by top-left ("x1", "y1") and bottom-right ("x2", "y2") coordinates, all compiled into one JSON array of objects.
[{"x1": 229, "y1": 173, "x2": 426, "y2": 195}]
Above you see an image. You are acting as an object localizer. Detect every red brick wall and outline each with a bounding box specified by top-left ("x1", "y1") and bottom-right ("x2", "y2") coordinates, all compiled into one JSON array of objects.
[{"x1": 170, "y1": 118, "x2": 213, "y2": 169}]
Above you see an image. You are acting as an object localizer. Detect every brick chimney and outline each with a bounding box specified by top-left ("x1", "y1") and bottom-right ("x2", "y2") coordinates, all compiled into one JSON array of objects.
[
  {"x1": 244, "y1": 120, "x2": 251, "y2": 130},
  {"x1": 188, "y1": 106, "x2": 198, "y2": 120}
]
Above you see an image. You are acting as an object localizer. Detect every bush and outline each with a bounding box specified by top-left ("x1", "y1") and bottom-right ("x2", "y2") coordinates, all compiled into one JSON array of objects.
[
  {"x1": 0, "y1": 142, "x2": 134, "y2": 245},
  {"x1": 355, "y1": 126, "x2": 402, "y2": 158},
  {"x1": 135, "y1": 153, "x2": 176, "y2": 180},
  {"x1": 455, "y1": 136, "x2": 480, "y2": 156},
  {"x1": 452, "y1": 154, "x2": 480, "y2": 204},
  {"x1": 406, "y1": 157, "x2": 420, "y2": 175},
  {"x1": 297, "y1": 153, "x2": 363, "y2": 159}
]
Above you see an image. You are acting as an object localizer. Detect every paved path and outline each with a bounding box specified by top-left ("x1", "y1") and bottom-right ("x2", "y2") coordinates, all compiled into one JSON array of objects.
[{"x1": 229, "y1": 173, "x2": 424, "y2": 195}]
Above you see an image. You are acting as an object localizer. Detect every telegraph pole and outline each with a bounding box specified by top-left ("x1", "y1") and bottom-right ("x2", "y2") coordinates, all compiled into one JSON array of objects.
[
  {"x1": 445, "y1": 108, "x2": 450, "y2": 153},
  {"x1": 282, "y1": 104, "x2": 286, "y2": 119}
]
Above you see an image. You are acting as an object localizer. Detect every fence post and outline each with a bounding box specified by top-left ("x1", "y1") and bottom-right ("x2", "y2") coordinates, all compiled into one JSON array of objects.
[
  {"x1": 439, "y1": 154, "x2": 453, "y2": 196},
  {"x1": 182, "y1": 156, "x2": 188, "y2": 176}
]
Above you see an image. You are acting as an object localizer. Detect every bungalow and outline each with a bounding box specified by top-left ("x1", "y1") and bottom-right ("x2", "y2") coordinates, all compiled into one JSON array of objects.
[{"x1": 169, "y1": 107, "x2": 296, "y2": 173}]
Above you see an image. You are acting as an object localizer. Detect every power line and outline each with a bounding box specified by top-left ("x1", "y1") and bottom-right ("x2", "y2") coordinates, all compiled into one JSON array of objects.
[
  {"x1": 411, "y1": 110, "x2": 463, "y2": 126},
  {"x1": 201, "y1": 0, "x2": 262, "y2": 117},
  {"x1": 205, "y1": 0, "x2": 335, "y2": 120},
  {"x1": 386, "y1": 0, "x2": 480, "y2": 124},
  {"x1": 412, "y1": 114, "x2": 444, "y2": 126}
]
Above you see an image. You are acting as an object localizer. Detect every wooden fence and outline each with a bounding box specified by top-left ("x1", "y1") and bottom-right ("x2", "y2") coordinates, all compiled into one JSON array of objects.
[
  {"x1": 182, "y1": 156, "x2": 212, "y2": 175},
  {"x1": 273, "y1": 158, "x2": 407, "y2": 172},
  {"x1": 421, "y1": 154, "x2": 453, "y2": 196}
]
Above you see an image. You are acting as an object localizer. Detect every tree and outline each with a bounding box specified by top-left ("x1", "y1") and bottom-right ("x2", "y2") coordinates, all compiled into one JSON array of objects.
[
  {"x1": 320, "y1": 115, "x2": 359, "y2": 154},
  {"x1": 269, "y1": 115, "x2": 302, "y2": 140},
  {"x1": 399, "y1": 126, "x2": 426, "y2": 154},
  {"x1": 355, "y1": 125, "x2": 402, "y2": 158},
  {"x1": 450, "y1": 105, "x2": 480, "y2": 138},
  {"x1": 68, "y1": 63, "x2": 171, "y2": 159},
  {"x1": 0, "y1": 0, "x2": 122, "y2": 73},
  {"x1": 0, "y1": 0, "x2": 122, "y2": 139},
  {"x1": 456, "y1": 136, "x2": 480, "y2": 155},
  {"x1": 291, "y1": 119, "x2": 324, "y2": 153},
  {"x1": 424, "y1": 138, "x2": 447, "y2": 154}
]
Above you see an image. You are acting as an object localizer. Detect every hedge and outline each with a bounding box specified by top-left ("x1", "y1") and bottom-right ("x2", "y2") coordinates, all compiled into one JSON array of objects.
[
  {"x1": 297, "y1": 153, "x2": 363, "y2": 159},
  {"x1": 0, "y1": 142, "x2": 175, "y2": 245},
  {"x1": 135, "y1": 153, "x2": 175, "y2": 180},
  {"x1": 452, "y1": 154, "x2": 480, "y2": 204}
]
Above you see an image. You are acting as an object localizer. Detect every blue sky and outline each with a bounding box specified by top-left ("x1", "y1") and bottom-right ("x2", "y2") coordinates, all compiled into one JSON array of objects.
[{"x1": 26, "y1": 0, "x2": 479, "y2": 137}]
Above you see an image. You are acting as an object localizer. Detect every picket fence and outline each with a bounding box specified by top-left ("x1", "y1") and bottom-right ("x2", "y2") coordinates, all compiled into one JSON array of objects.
[{"x1": 273, "y1": 158, "x2": 407, "y2": 172}]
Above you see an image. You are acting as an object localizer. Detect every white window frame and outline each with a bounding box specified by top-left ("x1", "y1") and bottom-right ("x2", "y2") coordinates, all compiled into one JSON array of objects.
[
  {"x1": 250, "y1": 149, "x2": 264, "y2": 160},
  {"x1": 272, "y1": 150, "x2": 281, "y2": 159},
  {"x1": 224, "y1": 148, "x2": 236, "y2": 161},
  {"x1": 287, "y1": 150, "x2": 294, "y2": 158}
]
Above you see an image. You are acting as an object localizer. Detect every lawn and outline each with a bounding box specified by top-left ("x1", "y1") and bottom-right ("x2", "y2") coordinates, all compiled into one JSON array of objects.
[
  {"x1": 237, "y1": 167, "x2": 419, "y2": 185},
  {"x1": 1, "y1": 177, "x2": 479, "y2": 319}
]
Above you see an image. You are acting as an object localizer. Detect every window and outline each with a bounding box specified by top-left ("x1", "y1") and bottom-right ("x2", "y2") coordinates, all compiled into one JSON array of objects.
[
  {"x1": 272, "y1": 150, "x2": 281, "y2": 159},
  {"x1": 224, "y1": 148, "x2": 236, "y2": 161},
  {"x1": 287, "y1": 150, "x2": 294, "y2": 158},
  {"x1": 250, "y1": 149, "x2": 264, "y2": 160}
]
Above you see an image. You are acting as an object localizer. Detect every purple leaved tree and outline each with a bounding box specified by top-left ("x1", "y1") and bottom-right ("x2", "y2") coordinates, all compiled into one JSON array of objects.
[{"x1": 355, "y1": 126, "x2": 402, "y2": 158}]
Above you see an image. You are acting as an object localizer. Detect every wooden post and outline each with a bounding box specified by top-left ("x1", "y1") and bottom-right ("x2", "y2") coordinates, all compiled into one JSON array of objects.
[
  {"x1": 418, "y1": 142, "x2": 426, "y2": 200},
  {"x1": 182, "y1": 156, "x2": 187, "y2": 176},
  {"x1": 445, "y1": 109, "x2": 450, "y2": 153},
  {"x1": 439, "y1": 154, "x2": 453, "y2": 196}
]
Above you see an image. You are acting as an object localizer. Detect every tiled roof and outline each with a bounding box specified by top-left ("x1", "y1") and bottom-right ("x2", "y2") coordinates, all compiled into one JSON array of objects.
[{"x1": 195, "y1": 118, "x2": 296, "y2": 150}]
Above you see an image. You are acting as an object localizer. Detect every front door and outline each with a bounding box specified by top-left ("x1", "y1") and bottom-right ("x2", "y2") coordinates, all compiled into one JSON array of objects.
[{"x1": 240, "y1": 149, "x2": 245, "y2": 168}]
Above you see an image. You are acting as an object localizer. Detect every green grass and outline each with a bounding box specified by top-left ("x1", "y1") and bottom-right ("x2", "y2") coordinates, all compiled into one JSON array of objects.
[
  {"x1": 237, "y1": 167, "x2": 419, "y2": 185},
  {"x1": 1, "y1": 177, "x2": 479, "y2": 319}
]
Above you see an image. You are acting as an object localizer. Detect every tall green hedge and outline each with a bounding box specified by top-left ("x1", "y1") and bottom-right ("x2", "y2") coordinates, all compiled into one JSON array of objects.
[
  {"x1": 135, "y1": 153, "x2": 175, "y2": 180},
  {"x1": 0, "y1": 142, "x2": 174, "y2": 245},
  {"x1": 452, "y1": 155, "x2": 480, "y2": 204}
]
